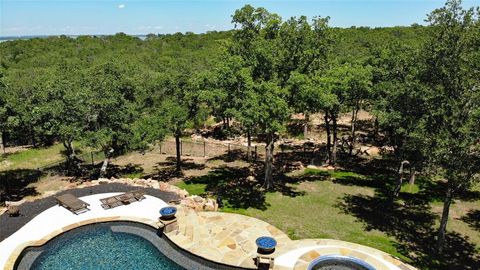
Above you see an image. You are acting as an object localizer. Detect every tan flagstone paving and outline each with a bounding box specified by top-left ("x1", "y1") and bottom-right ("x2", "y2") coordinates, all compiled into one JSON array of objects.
[
  {"x1": 164, "y1": 206, "x2": 291, "y2": 269},
  {"x1": 2, "y1": 195, "x2": 417, "y2": 270},
  {"x1": 163, "y1": 205, "x2": 417, "y2": 270}
]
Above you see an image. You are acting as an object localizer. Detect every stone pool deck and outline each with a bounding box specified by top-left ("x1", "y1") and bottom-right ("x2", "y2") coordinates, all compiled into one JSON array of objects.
[
  {"x1": 167, "y1": 207, "x2": 417, "y2": 270},
  {"x1": 0, "y1": 190, "x2": 417, "y2": 270}
]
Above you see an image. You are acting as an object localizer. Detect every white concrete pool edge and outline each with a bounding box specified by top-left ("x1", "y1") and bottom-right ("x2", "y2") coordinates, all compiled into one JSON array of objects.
[
  {"x1": 0, "y1": 193, "x2": 168, "y2": 270},
  {"x1": 275, "y1": 245, "x2": 402, "y2": 269},
  {"x1": 0, "y1": 192, "x2": 417, "y2": 270}
]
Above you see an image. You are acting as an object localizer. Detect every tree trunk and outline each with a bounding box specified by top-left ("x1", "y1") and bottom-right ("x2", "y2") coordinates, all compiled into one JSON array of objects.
[
  {"x1": 331, "y1": 114, "x2": 338, "y2": 165},
  {"x1": 31, "y1": 129, "x2": 36, "y2": 148},
  {"x1": 374, "y1": 117, "x2": 379, "y2": 141},
  {"x1": 99, "y1": 148, "x2": 113, "y2": 177},
  {"x1": 222, "y1": 117, "x2": 227, "y2": 129},
  {"x1": 304, "y1": 112, "x2": 309, "y2": 138},
  {"x1": 63, "y1": 140, "x2": 76, "y2": 170},
  {"x1": 324, "y1": 112, "x2": 331, "y2": 163},
  {"x1": 409, "y1": 166, "x2": 416, "y2": 185},
  {"x1": 175, "y1": 134, "x2": 181, "y2": 171},
  {"x1": 349, "y1": 106, "x2": 358, "y2": 156},
  {"x1": 68, "y1": 140, "x2": 75, "y2": 160},
  {"x1": 0, "y1": 131, "x2": 5, "y2": 154},
  {"x1": 246, "y1": 129, "x2": 252, "y2": 161},
  {"x1": 393, "y1": 160, "x2": 409, "y2": 198},
  {"x1": 263, "y1": 136, "x2": 275, "y2": 190},
  {"x1": 226, "y1": 117, "x2": 230, "y2": 128},
  {"x1": 436, "y1": 186, "x2": 454, "y2": 253}
]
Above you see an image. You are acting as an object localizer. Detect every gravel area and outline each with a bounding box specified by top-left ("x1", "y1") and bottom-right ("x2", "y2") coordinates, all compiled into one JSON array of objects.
[{"x1": 0, "y1": 183, "x2": 180, "y2": 242}]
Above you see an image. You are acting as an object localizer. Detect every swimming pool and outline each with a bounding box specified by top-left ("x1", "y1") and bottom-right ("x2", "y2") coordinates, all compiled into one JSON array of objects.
[{"x1": 15, "y1": 222, "x2": 239, "y2": 270}]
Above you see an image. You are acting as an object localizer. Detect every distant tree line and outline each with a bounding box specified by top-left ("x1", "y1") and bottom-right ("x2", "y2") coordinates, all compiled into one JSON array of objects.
[{"x1": 0, "y1": 0, "x2": 478, "y2": 252}]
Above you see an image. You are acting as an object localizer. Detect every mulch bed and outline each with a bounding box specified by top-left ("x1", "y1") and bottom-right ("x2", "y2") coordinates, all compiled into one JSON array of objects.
[{"x1": 0, "y1": 183, "x2": 180, "y2": 242}]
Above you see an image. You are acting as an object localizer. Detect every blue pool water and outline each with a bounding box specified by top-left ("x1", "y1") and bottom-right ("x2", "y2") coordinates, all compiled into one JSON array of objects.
[{"x1": 31, "y1": 224, "x2": 184, "y2": 270}]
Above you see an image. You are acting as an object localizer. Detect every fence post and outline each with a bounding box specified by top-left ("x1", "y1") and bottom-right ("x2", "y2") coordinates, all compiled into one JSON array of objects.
[
  {"x1": 203, "y1": 141, "x2": 206, "y2": 157},
  {"x1": 159, "y1": 142, "x2": 162, "y2": 154},
  {"x1": 254, "y1": 145, "x2": 258, "y2": 161},
  {"x1": 91, "y1": 152, "x2": 94, "y2": 165},
  {"x1": 181, "y1": 140, "x2": 183, "y2": 156},
  {"x1": 228, "y1": 143, "x2": 231, "y2": 159}
]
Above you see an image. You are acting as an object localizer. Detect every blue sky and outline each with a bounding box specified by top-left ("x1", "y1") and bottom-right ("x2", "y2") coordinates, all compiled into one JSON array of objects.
[{"x1": 1, "y1": 0, "x2": 478, "y2": 36}]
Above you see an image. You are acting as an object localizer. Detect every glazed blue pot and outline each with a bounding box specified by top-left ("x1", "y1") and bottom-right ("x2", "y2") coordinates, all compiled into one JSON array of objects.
[
  {"x1": 256, "y1": 236, "x2": 277, "y2": 253},
  {"x1": 159, "y1": 206, "x2": 177, "y2": 219}
]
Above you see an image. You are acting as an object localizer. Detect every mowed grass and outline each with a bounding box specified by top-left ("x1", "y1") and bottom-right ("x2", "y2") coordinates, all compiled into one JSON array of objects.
[
  {"x1": 0, "y1": 144, "x2": 67, "y2": 171},
  {"x1": 224, "y1": 179, "x2": 407, "y2": 261},
  {"x1": 176, "y1": 167, "x2": 404, "y2": 259},
  {"x1": 0, "y1": 142, "x2": 96, "y2": 171},
  {"x1": 178, "y1": 167, "x2": 480, "y2": 264},
  {"x1": 176, "y1": 181, "x2": 207, "y2": 195}
]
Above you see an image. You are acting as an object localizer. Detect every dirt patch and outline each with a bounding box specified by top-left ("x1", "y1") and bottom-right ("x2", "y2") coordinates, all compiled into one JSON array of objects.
[
  {"x1": 30, "y1": 175, "x2": 73, "y2": 196},
  {"x1": 1, "y1": 145, "x2": 33, "y2": 155}
]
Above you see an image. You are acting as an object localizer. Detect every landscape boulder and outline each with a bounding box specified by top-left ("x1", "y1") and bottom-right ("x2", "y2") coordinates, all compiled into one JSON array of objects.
[{"x1": 7, "y1": 205, "x2": 19, "y2": 217}]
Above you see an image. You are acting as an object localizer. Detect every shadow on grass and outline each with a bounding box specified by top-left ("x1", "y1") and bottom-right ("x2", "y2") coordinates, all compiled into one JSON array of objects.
[
  {"x1": 103, "y1": 163, "x2": 145, "y2": 179},
  {"x1": 338, "y1": 194, "x2": 480, "y2": 269},
  {"x1": 0, "y1": 169, "x2": 41, "y2": 204},
  {"x1": 157, "y1": 156, "x2": 206, "y2": 170},
  {"x1": 461, "y1": 209, "x2": 480, "y2": 231},
  {"x1": 183, "y1": 166, "x2": 268, "y2": 210},
  {"x1": 208, "y1": 148, "x2": 249, "y2": 163},
  {"x1": 141, "y1": 156, "x2": 207, "y2": 182},
  {"x1": 306, "y1": 154, "x2": 480, "y2": 269}
]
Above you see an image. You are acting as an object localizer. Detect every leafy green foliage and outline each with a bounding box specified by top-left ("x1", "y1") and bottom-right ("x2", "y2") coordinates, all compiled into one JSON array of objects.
[{"x1": 0, "y1": 1, "x2": 478, "y2": 254}]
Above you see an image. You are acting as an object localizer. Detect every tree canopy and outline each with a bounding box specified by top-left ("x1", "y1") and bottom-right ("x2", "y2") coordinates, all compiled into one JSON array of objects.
[{"x1": 0, "y1": 0, "x2": 478, "y2": 255}]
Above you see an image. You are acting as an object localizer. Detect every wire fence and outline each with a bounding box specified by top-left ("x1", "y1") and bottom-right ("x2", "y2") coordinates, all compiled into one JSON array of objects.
[
  {"x1": 156, "y1": 139, "x2": 319, "y2": 161},
  {"x1": 76, "y1": 150, "x2": 107, "y2": 166},
  {"x1": 157, "y1": 140, "x2": 268, "y2": 161},
  {"x1": 0, "y1": 139, "x2": 322, "y2": 204},
  {"x1": 0, "y1": 149, "x2": 107, "y2": 204}
]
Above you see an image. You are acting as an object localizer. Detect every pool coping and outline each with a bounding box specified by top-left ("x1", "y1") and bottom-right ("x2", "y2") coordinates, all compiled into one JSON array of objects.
[
  {"x1": 1, "y1": 192, "x2": 417, "y2": 270},
  {"x1": 162, "y1": 207, "x2": 417, "y2": 270},
  {"x1": 3, "y1": 216, "x2": 161, "y2": 269},
  {"x1": 0, "y1": 183, "x2": 180, "y2": 242},
  {"x1": 15, "y1": 221, "x2": 242, "y2": 270}
]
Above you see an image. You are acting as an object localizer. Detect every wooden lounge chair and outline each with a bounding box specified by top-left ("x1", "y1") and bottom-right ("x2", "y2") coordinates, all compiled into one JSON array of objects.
[
  {"x1": 55, "y1": 194, "x2": 90, "y2": 215},
  {"x1": 130, "y1": 189, "x2": 146, "y2": 201},
  {"x1": 100, "y1": 190, "x2": 145, "y2": 209},
  {"x1": 101, "y1": 196, "x2": 120, "y2": 209}
]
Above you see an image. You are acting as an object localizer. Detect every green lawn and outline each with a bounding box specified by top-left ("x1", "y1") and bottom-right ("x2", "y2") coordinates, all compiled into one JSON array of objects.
[
  {"x1": 224, "y1": 180, "x2": 406, "y2": 261},
  {"x1": 0, "y1": 144, "x2": 68, "y2": 171},
  {"x1": 0, "y1": 142, "x2": 97, "y2": 171},
  {"x1": 175, "y1": 181, "x2": 207, "y2": 195},
  {"x1": 176, "y1": 168, "x2": 406, "y2": 260},
  {"x1": 176, "y1": 167, "x2": 480, "y2": 268}
]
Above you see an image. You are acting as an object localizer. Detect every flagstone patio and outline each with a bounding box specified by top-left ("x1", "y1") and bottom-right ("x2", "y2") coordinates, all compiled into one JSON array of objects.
[
  {"x1": 0, "y1": 190, "x2": 417, "y2": 270},
  {"x1": 164, "y1": 206, "x2": 417, "y2": 270}
]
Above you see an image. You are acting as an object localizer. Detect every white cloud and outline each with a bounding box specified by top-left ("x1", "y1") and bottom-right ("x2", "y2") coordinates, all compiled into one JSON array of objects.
[{"x1": 118, "y1": 4, "x2": 125, "y2": 9}]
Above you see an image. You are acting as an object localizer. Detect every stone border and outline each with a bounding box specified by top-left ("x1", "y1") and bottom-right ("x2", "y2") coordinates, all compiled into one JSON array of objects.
[
  {"x1": 1, "y1": 180, "x2": 417, "y2": 270},
  {"x1": 274, "y1": 239, "x2": 417, "y2": 270},
  {"x1": 2, "y1": 177, "x2": 218, "y2": 223},
  {"x1": 14, "y1": 221, "x2": 242, "y2": 270},
  {"x1": 293, "y1": 247, "x2": 404, "y2": 270},
  {"x1": 3, "y1": 208, "x2": 417, "y2": 270},
  {"x1": 163, "y1": 207, "x2": 292, "y2": 269},
  {"x1": 3, "y1": 216, "x2": 157, "y2": 270},
  {"x1": 0, "y1": 183, "x2": 180, "y2": 242}
]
